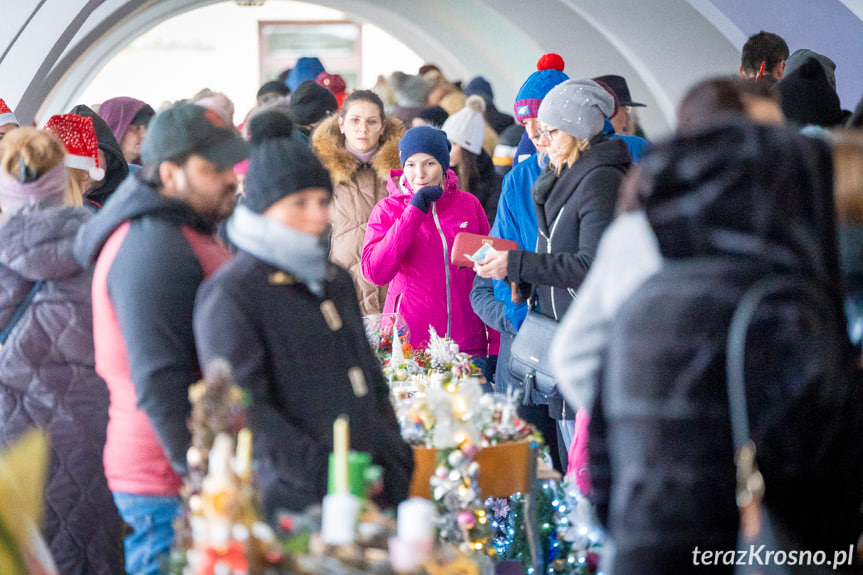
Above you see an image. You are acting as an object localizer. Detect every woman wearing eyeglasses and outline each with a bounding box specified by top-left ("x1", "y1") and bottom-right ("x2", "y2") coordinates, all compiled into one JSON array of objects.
[
  {"x1": 474, "y1": 79, "x2": 631, "y2": 464},
  {"x1": 312, "y1": 90, "x2": 405, "y2": 316}
]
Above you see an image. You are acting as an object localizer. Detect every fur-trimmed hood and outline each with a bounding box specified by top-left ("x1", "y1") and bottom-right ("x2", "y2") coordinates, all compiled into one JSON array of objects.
[{"x1": 311, "y1": 114, "x2": 405, "y2": 186}]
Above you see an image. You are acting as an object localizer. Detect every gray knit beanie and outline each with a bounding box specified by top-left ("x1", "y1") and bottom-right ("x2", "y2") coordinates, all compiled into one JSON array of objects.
[{"x1": 537, "y1": 79, "x2": 615, "y2": 140}]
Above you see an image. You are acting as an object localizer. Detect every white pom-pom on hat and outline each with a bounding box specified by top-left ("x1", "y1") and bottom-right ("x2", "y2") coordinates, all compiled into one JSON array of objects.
[
  {"x1": 465, "y1": 94, "x2": 486, "y2": 114},
  {"x1": 88, "y1": 166, "x2": 106, "y2": 181}
]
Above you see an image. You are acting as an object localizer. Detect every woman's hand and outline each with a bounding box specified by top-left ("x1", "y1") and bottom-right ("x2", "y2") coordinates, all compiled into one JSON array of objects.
[
  {"x1": 410, "y1": 185, "x2": 444, "y2": 213},
  {"x1": 474, "y1": 250, "x2": 510, "y2": 280}
]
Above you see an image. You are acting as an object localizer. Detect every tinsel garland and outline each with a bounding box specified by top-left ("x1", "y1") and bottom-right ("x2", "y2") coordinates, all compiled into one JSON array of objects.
[{"x1": 486, "y1": 481, "x2": 602, "y2": 574}]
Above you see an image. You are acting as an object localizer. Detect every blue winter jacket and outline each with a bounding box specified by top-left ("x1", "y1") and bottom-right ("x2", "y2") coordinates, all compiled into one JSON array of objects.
[
  {"x1": 470, "y1": 154, "x2": 542, "y2": 332},
  {"x1": 470, "y1": 154, "x2": 543, "y2": 394},
  {"x1": 603, "y1": 117, "x2": 650, "y2": 162}
]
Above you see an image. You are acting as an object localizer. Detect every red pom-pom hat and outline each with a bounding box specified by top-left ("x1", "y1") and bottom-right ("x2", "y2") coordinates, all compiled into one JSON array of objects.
[
  {"x1": 513, "y1": 53, "x2": 570, "y2": 123},
  {"x1": 536, "y1": 53, "x2": 565, "y2": 72}
]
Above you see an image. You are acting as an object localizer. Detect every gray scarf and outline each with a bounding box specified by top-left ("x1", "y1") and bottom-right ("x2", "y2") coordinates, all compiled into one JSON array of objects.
[{"x1": 227, "y1": 204, "x2": 328, "y2": 296}]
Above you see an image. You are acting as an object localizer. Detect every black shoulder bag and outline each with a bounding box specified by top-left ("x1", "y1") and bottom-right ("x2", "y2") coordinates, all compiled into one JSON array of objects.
[{"x1": 509, "y1": 286, "x2": 559, "y2": 404}]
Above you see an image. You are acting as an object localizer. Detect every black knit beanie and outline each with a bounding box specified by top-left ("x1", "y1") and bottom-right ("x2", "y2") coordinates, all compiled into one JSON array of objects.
[
  {"x1": 242, "y1": 108, "x2": 333, "y2": 214},
  {"x1": 289, "y1": 80, "x2": 338, "y2": 126}
]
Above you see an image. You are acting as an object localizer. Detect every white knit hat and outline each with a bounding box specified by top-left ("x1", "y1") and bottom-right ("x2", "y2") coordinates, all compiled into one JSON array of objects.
[
  {"x1": 43, "y1": 113, "x2": 105, "y2": 181},
  {"x1": 0, "y1": 99, "x2": 19, "y2": 126},
  {"x1": 442, "y1": 94, "x2": 486, "y2": 155}
]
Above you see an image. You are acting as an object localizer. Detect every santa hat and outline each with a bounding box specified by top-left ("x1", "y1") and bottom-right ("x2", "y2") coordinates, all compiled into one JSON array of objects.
[
  {"x1": 0, "y1": 99, "x2": 19, "y2": 126},
  {"x1": 43, "y1": 114, "x2": 105, "y2": 181}
]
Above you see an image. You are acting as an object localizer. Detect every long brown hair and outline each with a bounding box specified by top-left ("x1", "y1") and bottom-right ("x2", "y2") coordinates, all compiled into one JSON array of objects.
[
  {"x1": 454, "y1": 147, "x2": 480, "y2": 194},
  {"x1": 833, "y1": 131, "x2": 863, "y2": 224}
]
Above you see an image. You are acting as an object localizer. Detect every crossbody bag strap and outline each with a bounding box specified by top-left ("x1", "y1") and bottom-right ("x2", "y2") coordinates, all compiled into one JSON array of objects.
[
  {"x1": 726, "y1": 275, "x2": 833, "y2": 527},
  {"x1": 726, "y1": 276, "x2": 832, "y2": 451},
  {"x1": 0, "y1": 280, "x2": 44, "y2": 346}
]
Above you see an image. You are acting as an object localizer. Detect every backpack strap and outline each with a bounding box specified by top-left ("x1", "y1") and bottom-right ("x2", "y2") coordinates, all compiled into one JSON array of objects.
[{"x1": 0, "y1": 281, "x2": 44, "y2": 346}]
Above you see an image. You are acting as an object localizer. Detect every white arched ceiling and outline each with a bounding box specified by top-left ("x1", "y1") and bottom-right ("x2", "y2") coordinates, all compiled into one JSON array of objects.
[{"x1": 1, "y1": 0, "x2": 860, "y2": 138}]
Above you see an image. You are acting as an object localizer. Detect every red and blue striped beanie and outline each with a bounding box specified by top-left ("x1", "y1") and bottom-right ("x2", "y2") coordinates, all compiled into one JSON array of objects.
[{"x1": 513, "y1": 53, "x2": 569, "y2": 124}]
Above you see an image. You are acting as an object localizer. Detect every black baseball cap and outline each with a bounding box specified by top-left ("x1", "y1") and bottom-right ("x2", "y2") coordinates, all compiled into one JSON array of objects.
[{"x1": 140, "y1": 102, "x2": 249, "y2": 169}]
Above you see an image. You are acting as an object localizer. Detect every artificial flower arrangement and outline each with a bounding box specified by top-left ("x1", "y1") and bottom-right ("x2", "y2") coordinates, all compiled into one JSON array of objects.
[
  {"x1": 385, "y1": 326, "x2": 606, "y2": 574},
  {"x1": 379, "y1": 325, "x2": 550, "y2": 566},
  {"x1": 391, "y1": 326, "x2": 535, "y2": 449},
  {"x1": 166, "y1": 339, "x2": 602, "y2": 573}
]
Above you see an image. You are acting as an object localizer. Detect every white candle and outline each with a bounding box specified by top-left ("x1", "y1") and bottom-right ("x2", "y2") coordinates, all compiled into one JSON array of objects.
[
  {"x1": 333, "y1": 415, "x2": 349, "y2": 494},
  {"x1": 321, "y1": 492, "x2": 360, "y2": 545},
  {"x1": 397, "y1": 497, "x2": 435, "y2": 542}
]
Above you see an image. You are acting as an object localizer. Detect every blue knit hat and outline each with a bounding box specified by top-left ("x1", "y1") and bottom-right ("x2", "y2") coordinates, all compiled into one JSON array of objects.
[
  {"x1": 286, "y1": 57, "x2": 325, "y2": 93},
  {"x1": 398, "y1": 126, "x2": 451, "y2": 172},
  {"x1": 513, "y1": 53, "x2": 569, "y2": 123},
  {"x1": 464, "y1": 76, "x2": 494, "y2": 101}
]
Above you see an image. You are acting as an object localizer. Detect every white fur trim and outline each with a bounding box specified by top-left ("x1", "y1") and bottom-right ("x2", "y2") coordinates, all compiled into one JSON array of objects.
[
  {"x1": 0, "y1": 112, "x2": 18, "y2": 126},
  {"x1": 64, "y1": 154, "x2": 96, "y2": 172}
]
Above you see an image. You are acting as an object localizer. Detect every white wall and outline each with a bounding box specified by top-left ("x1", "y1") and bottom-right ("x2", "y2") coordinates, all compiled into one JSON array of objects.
[{"x1": 76, "y1": 1, "x2": 423, "y2": 125}]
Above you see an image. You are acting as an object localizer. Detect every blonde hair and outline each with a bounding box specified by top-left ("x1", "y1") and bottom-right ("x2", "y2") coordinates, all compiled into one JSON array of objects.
[
  {"x1": 833, "y1": 131, "x2": 863, "y2": 224},
  {"x1": 540, "y1": 132, "x2": 591, "y2": 176},
  {"x1": 66, "y1": 168, "x2": 87, "y2": 207},
  {"x1": 0, "y1": 127, "x2": 82, "y2": 207}
]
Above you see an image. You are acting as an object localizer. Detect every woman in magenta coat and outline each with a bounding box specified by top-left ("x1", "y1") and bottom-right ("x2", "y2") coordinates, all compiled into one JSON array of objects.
[{"x1": 362, "y1": 126, "x2": 490, "y2": 356}]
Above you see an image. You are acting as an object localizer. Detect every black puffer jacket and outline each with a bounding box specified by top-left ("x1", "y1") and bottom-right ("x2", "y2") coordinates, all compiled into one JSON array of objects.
[
  {"x1": 591, "y1": 122, "x2": 863, "y2": 573},
  {"x1": 0, "y1": 206, "x2": 124, "y2": 575}
]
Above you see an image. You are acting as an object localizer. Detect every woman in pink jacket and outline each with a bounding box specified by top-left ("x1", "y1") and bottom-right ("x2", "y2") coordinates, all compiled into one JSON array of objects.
[{"x1": 362, "y1": 126, "x2": 490, "y2": 356}]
